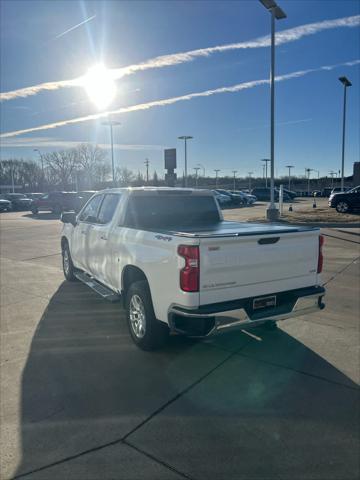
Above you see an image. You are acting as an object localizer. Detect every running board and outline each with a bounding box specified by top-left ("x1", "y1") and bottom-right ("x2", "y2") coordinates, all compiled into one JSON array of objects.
[{"x1": 74, "y1": 271, "x2": 121, "y2": 302}]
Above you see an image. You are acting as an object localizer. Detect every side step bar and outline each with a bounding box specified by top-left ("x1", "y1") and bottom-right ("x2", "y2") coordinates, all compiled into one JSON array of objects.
[{"x1": 74, "y1": 271, "x2": 121, "y2": 302}]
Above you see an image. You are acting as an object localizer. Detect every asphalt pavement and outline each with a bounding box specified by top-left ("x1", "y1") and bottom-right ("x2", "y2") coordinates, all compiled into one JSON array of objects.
[{"x1": 1, "y1": 210, "x2": 359, "y2": 480}]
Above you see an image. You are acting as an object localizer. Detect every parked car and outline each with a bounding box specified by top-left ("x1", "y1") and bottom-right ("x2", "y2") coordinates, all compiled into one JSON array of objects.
[
  {"x1": 283, "y1": 188, "x2": 297, "y2": 199},
  {"x1": 212, "y1": 190, "x2": 232, "y2": 207},
  {"x1": 61, "y1": 187, "x2": 325, "y2": 350},
  {"x1": 251, "y1": 188, "x2": 290, "y2": 202},
  {"x1": 0, "y1": 198, "x2": 12, "y2": 212},
  {"x1": 230, "y1": 190, "x2": 257, "y2": 205},
  {"x1": 1, "y1": 193, "x2": 33, "y2": 211},
  {"x1": 328, "y1": 185, "x2": 360, "y2": 213},
  {"x1": 26, "y1": 193, "x2": 44, "y2": 200},
  {"x1": 330, "y1": 187, "x2": 350, "y2": 196},
  {"x1": 31, "y1": 191, "x2": 79, "y2": 214},
  {"x1": 215, "y1": 189, "x2": 245, "y2": 206}
]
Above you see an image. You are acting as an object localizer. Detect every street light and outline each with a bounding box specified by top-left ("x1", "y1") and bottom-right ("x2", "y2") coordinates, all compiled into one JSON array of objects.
[
  {"x1": 33, "y1": 149, "x2": 44, "y2": 189},
  {"x1": 144, "y1": 158, "x2": 149, "y2": 183},
  {"x1": 248, "y1": 172, "x2": 253, "y2": 191},
  {"x1": 102, "y1": 119, "x2": 121, "y2": 184},
  {"x1": 329, "y1": 170, "x2": 336, "y2": 189},
  {"x1": 232, "y1": 170, "x2": 237, "y2": 191},
  {"x1": 193, "y1": 167, "x2": 200, "y2": 188},
  {"x1": 285, "y1": 165, "x2": 294, "y2": 191},
  {"x1": 214, "y1": 169, "x2": 220, "y2": 188},
  {"x1": 197, "y1": 163, "x2": 205, "y2": 177},
  {"x1": 339, "y1": 76, "x2": 352, "y2": 191},
  {"x1": 305, "y1": 168, "x2": 314, "y2": 195},
  {"x1": 261, "y1": 159, "x2": 271, "y2": 187},
  {"x1": 178, "y1": 136, "x2": 193, "y2": 187},
  {"x1": 259, "y1": 0, "x2": 287, "y2": 220}
]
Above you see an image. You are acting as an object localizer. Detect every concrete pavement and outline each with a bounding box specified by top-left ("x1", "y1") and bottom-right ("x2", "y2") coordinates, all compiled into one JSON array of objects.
[{"x1": 1, "y1": 211, "x2": 359, "y2": 480}]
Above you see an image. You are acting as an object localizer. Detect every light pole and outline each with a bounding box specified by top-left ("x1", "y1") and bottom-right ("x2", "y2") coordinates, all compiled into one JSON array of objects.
[
  {"x1": 178, "y1": 136, "x2": 193, "y2": 187},
  {"x1": 259, "y1": 0, "x2": 286, "y2": 220},
  {"x1": 144, "y1": 158, "x2": 149, "y2": 183},
  {"x1": 214, "y1": 169, "x2": 220, "y2": 188},
  {"x1": 232, "y1": 170, "x2": 237, "y2": 191},
  {"x1": 193, "y1": 167, "x2": 200, "y2": 188},
  {"x1": 261, "y1": 158, "x2": 271, "y2": 187},
  {"x1": 329, "y1": 170, "x2": 336, "y2": 189},
  {"x1": 197, "y1": 163, "x2": 205, "y2": 177},
  {"x1": 248, "y1": 172, "x2": 253, "y2": 191},
  {"x1": 306, "y1": 168, "x2": 314, "y2": 195},
  {"x1": 33, "y1": 148, "x2": 44, "y2": 189},
  {"x1": 339, "y1": 76, "x2": 352, "y2": 191},
  {"x1": 285, "y1": 165, "x2": 294, "y2": 191},
  {"x1": 102, "y1": 119, "x2": 121, "y2": 184}
]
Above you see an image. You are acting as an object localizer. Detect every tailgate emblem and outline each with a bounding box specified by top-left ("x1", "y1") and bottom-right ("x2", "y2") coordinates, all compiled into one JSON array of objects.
[{"x1": 208, "y1": 246, "x2": 220, "y2": 251}]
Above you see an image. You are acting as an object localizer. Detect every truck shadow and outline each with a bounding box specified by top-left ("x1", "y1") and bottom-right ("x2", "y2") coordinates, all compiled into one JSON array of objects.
[{"x1": 14, "y1": 282, "x2": 359, "y2": 479}]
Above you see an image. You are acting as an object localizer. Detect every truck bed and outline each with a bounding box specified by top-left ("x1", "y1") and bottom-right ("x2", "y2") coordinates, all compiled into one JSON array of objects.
[{"x1": 152, "y1": 221, "x2": 318, "y2": 238}]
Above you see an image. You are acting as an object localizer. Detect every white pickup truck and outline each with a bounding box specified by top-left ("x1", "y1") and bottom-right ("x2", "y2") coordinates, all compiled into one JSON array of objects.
[{"x1": 61, "y1": 187, "x2": 325, "y2": 350}]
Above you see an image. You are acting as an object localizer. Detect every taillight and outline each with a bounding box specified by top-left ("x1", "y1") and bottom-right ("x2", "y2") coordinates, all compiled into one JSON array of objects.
[
  {"x1": 317, "y1": 235, "x2": 324, "y2": 273},
  {"x1": 178, "y1": 245, "x2": 200, "y2": 292}
]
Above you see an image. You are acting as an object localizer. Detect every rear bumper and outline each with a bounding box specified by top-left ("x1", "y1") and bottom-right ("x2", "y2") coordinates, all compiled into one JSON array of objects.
[{"x1": 168, "y1": 286, "x2": 325, "y2": 337}]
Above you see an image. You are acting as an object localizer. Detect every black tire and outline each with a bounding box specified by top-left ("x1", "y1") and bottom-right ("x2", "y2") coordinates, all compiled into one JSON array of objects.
[
  {"x1": 31, "y1": 206, "x2": 38, "y2": 214},
  {"x1": 335, "y1": 200, "x2": 351, "y2": 213},
  {"x1": 62, "y1": 242, "x2": 77, "y2": 281},
  {"x1": 53, "y1": 204, "x2": 62, "y2": 214},
  {"x1": 126, "y1": 280, "x2": 169, "y2": 351}
]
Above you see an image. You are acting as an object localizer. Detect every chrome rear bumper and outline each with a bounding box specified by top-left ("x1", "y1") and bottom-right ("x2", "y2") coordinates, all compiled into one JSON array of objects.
[{"x1": 169, "y1": 288, "x2": 325, "y2": 337}]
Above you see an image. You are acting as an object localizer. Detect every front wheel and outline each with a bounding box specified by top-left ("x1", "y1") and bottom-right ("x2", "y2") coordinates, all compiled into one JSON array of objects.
[
  {"x1": 31, "y1": 206, "x2": 38, "y2": 214},
  {"x1": 336, "y1": 201, "x2": 350, "y2": 213},
  {"x1": 62, "y1": 242, "x2": 77, "y2": 281},
  {"x1": 126, "y1": 280, "x2": 169, "y2": 350}
]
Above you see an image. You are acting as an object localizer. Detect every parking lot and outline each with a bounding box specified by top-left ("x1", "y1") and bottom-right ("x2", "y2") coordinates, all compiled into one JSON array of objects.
[{"x1": 1, "y1": 209, "x2": 359, "y2": 480}]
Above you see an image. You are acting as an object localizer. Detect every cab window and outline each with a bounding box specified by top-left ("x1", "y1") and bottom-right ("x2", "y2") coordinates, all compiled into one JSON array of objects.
[{"x1": 78, "y1": 195, "x2": 103, "y2": 222}]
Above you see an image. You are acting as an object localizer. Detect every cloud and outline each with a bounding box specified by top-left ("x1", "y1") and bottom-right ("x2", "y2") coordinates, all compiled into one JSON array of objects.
[
  {"x1": 1, "y1": 59, "x2": 358, "y2": 139},
  {"x1": 1, "y1": 14, "x2": 359, "y2": 102},
  {"x1": 0, "y1": 136, "x2": 166, "y2": 151},
  {"x1": 54, "y1": 14, "x2": 96, "y2": 40}
]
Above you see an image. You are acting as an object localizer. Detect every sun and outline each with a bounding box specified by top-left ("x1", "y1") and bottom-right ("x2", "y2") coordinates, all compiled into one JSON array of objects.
[{"x1": 82, "y1": 64, "x2": 116, "y2": 110}]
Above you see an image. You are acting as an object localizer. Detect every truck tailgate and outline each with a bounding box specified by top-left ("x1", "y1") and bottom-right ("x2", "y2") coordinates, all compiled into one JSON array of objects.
[{"x1": 199, "y1": 229, "x2": 319, "y2": 305}]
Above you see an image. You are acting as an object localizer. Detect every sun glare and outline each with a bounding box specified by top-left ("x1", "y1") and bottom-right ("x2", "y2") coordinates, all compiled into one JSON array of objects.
[{"x1": 82, "y1": 64, "x2": 116, "y2": 110}]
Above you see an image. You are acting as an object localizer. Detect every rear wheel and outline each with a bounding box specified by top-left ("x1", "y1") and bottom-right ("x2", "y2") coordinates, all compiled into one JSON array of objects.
[
  {"x1": 31, "y1": 206, "x2": 38, "y2": 214},
  {"x1": 126, "y1": 280, "x2": 169, "y2": 350},
  {"x1": 336, "y1": 201, "x2": 350, "y2": 213},
  {"x1": 53, "y1": 204, "x2": 62, "y2": 214},
  {"x1": 62, "y1": 242, "x2": 77, "y2": 281}
]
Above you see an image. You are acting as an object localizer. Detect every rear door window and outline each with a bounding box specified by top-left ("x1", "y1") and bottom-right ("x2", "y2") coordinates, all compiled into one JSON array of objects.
[{"x1": 97, "y1": 194, "x2": 121, "y2": 224}]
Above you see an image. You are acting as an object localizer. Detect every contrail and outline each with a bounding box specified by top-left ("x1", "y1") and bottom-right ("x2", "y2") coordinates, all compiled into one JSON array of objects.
[
  {"x1": 1, "y1": 60, "x2": 358, "y2": 139},
  {"x1": 54, "y1": 14, "x2": 96, "y2": 39},
  {"x1": 1, "y1": 14, "x2": 359, "y2": 102}
]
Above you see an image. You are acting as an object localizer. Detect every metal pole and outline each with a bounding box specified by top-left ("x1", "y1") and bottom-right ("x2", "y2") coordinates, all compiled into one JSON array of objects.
[
  {"x1": 265, "y1": 161, "x2": 268, "y2": 187},
  {"x1": 110, "y1": 123, "x2": 115, "y2": 183},
  {"x1": 341, "y1": 84, "x2": 347, "y2": 191},
  {"x1": 184, "y1": 138, "x2": 188, "y2": 187},
  {"x1": 145, "y1": 159, "x2": 149, "y2": 183},
  {"x1": 232, "y1": 171, "x2": 237, "y2": 191},
  {"x1": 214, "y1": 169, "x2": 220, "y2": 188},
  {"x1": 11, "y1": 161, "x2": 15, "y2": 193},
  {"x1": 288, "y1": 167, "x2": 291, "y2": 190},
  {"x1": 269, "y1": 7, "x2": 275, "y2": 210}
]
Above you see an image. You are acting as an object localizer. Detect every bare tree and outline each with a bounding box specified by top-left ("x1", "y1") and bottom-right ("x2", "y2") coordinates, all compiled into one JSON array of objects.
[
  {"x1": 75, "y1": 144, "x2": 108, "y2": 188},
  {"x1": 43, "y1": 150, "x2": 78, "y2": 189},
  {"x1": 116, "y1": 167, "x2": 135, "y2": 186}
]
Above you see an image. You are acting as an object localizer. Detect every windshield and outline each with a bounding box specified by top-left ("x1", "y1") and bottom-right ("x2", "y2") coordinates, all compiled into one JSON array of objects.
[{"x1": 124, "y1": 195, "x2": 220, "y2": 229}]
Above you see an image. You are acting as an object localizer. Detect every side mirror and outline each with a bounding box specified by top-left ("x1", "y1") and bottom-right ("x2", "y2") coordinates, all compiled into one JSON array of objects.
[{"x1": 61, "y1": 211, "x2": 77, "y2": 226}]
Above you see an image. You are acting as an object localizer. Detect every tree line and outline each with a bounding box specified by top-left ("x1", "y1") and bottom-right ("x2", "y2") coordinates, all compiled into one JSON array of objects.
[
  {"x1": 1, "y1": 142, "x2": 342, "y2": 192},
  {"x1": 0, "y1": 144, "x2": 161, "y2": 192}
]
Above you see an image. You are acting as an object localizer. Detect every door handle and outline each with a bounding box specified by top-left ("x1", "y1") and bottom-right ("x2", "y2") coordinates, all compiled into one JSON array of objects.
[
  {"x1": 81, "y1": 230, "x2": 86, "y2": 234},
  {"x1": 100, "y1": 235, "x2": 108, "y2": 241}
]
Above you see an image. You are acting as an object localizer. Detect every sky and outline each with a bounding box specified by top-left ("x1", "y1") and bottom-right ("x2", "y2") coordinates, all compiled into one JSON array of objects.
[{"x1": 0, "y1": 0, "x2": 359, "y2": 179}]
